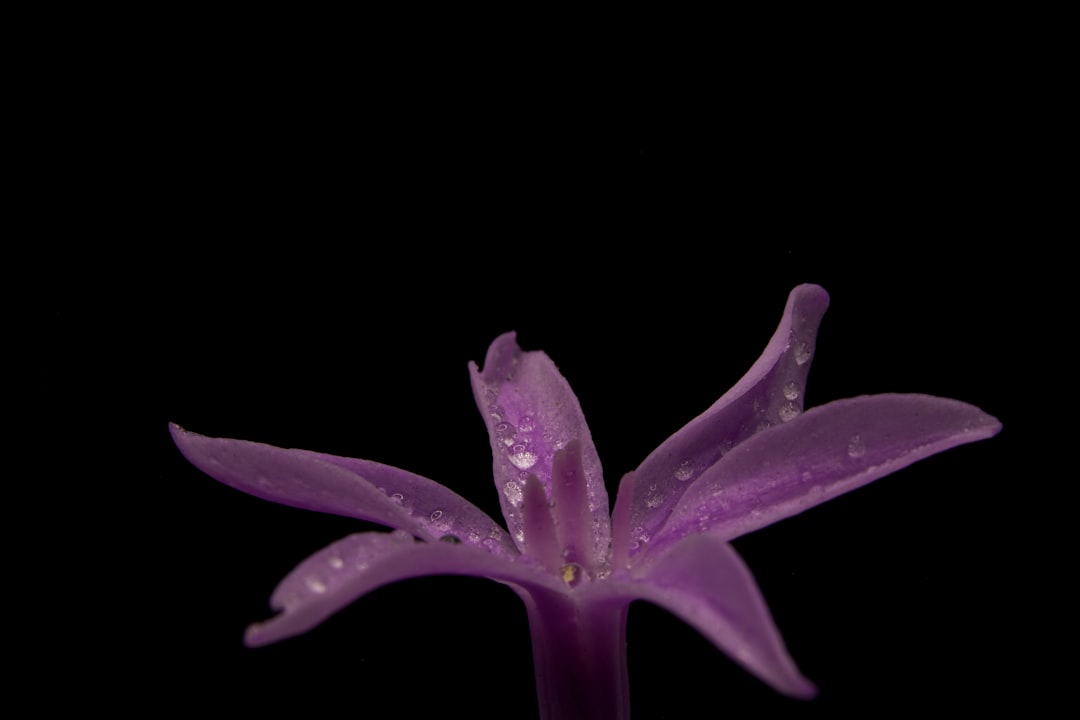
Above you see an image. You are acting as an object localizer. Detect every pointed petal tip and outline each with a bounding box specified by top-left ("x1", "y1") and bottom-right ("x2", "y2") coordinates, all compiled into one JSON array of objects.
[{"x1": 788, "y1": 675, "x2": 819, "y2": 700}]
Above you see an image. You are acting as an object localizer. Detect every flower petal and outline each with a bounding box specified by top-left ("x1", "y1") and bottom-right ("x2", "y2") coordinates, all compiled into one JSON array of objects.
[
  {"x1": 301, "y1": 450, "x2": 518, "y2": 557},
  {"x1": 654, "y1": 394, "x2": 1002, "y2": 551},
  {"x1": 470, "y1": 332, "x2": 610, "y2": 566},
  {"x1": 595, "y1": 535, "x2": 816, "y2": 698},
  {"x1": 618, "y1": 284, "x2": 830, "y2": 560},
  {"x1": 170, "y1": 424, "x2": 517, "y2": 557},
  {"x1": 245, "y1": 531, "x2": 564, "y2": 647}
]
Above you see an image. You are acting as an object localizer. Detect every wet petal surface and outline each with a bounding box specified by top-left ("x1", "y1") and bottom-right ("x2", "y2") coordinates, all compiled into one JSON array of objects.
[
  {"x1": 619, "y1": 284, "x2": 829, "y2": 562},
  {"x1": 171, "y1": 424, "x2": 517, "y2": 556},
  {"x1": 653, "y1": 393, "x2": 1002, "y2": 551},
  {"x1": 470, "y1": 332, "x2": 610, "y2": 566},
  {"x1": 247, "y1": 531, "x2": 563, "y2": 647}
]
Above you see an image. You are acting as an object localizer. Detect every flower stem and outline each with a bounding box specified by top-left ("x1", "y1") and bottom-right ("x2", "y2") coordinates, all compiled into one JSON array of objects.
[{"x1": 515, "y1": 588, "x2": 631, "y2": 720}]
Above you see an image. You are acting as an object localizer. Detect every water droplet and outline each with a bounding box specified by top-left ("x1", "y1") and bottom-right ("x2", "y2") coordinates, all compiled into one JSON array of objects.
[
  {"x1": 783, "y1": 381, "x2": 800, "y2": 400},
  {"x1": 518, "y1": 415, "x2": 535, "y2": 432},
  {"x1": 438, "y1": 534, "x2": 462, "y2": 544},
  {"x1": 560, "y1": 563, "x2": 586, "y2": 588},
  {"x1": 779, "y1": 402, "x2": 800, "y2": 423},
  {"x1": 328, "y1": 556, "x2": 344, "y2": 569},
  {"x1": 645, "y1": 494, "x2": 663, "y2": 509},
  {"x1": 503, "y1": 480, "x2": 523, "y2": 506},
  {"x1": 467, "y1": 529, "x2": 482, "y2": 543},
  {"x1": 674, "y1": 460, "x2": 694, "y2": 482},
  {"x1": 390, "y1": 492, "x2": 405, "y2": 505},
  {"x1": 305, "y1": 577, "x2": 327, "y2": 594},
  {"x1": 794, "y1": 342, "x2": 812, "y2": 366},
  {"x1": 430, "y1": 509, "x2": 443, "y2": 521},
  {"x1": 847, "y1": 434, "x2": 866, "y2": 458},
  {"x1": 508, "y1": 449, "x2": 538, "y2": 470},
  {"x1": 495, "y1": 422, "x2": 516, "y2": 447}
]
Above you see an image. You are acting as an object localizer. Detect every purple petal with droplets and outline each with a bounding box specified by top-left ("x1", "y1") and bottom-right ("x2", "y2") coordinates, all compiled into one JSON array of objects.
[
  {"x1": 302, "y1": 451, "x2": 518, "y2": 557},
  {"x1": 171, "y1": 424, "x2": 516, "y2": 557},
  {"x1": 653, "y1": 394, "x2": 1002, "y2": 552},
  {"x1": 469, "y1": 332, "x2": 610, "y2": 566},
  {"x1": 620, "y1": 284, "x2": 829, "y2": 561},
  {"x1": 594, "y1": 534, "x2": 816, "y2": 698},
  {"x1": 245, "y1": 531, "x2": 563, "y2": 647}
]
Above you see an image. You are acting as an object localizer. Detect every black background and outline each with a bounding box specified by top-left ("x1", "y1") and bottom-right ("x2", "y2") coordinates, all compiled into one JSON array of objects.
[{"x1": 29, "y1": 16, "x2": 1060, "y2": 719}]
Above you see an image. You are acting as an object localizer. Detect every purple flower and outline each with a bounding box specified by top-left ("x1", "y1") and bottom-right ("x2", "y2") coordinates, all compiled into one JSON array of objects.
[{"x1": 171, "y1": 284, "x2": 1000, "y2": 719}]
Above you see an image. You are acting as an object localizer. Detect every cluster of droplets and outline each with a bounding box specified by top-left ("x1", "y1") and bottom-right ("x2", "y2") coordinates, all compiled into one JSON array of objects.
[
  {"x1": 384, "y1": 488, "x2": 453, "y2": 530},
  {"x1": 628, "y1": 525, "x2": 651, "y2": 551},
  {"x1": 489, "y1": 392, "x2": 541, "y2": 472}
]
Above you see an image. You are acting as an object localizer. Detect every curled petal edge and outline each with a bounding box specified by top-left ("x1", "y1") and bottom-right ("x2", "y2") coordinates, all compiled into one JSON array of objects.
[
  {"x1": 621, "y1": 284, "x2": 830, "y2": 559},
  {"x1": 246, "y1": 532, "x2": 564, "y2": 647}
]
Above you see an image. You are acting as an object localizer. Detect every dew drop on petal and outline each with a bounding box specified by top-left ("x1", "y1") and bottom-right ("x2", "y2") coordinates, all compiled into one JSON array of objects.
[
  {"x1": 783, "y1": 381, "x2": 800, "y2": 400},
  {"x1": 847, "y1": 434, "x2": 866, "y2": 458},
  {"x1": 495, "y1": 422, "x2": 516, "y2": 447},
  {"x1": 674, "y1": 459, "x2": 694, "y2": 482},
  {"x1": 504, "y1": 480, "x2": 524, "y2": 506},
  {"x1": 438, "y1": 534, "x2": 462, "y2": 544},
  {"x1": 645, "y1": 494, "x2": 663, "y2": 509},
  {"x1": 794, "y1": 341, "x2": 812, "y2": 365},
  {"x1": 779, "y1": 402, "x2": 800, "y2": 423},
  {"x1": 430, "y1": 509, "x2": 443, "y2": 521},
  {"x1": 390, "y1": 493, "x2": 405, "y2": 505},
  {"x1": 508, "y1": 449, "x2": 538, "y2": 470}
]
